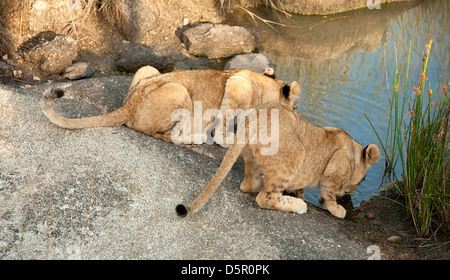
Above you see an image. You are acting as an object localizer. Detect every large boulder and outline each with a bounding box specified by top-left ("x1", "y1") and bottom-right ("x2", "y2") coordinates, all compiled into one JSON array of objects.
[
  {"x1": 22, "y1": 33, "x2": 78, "y2": 75},
  {"x1": 0, "y1": 77, "x2": 375, "y2": 260},
  {"x1": 181, "y1": 23, "x2": 259, "y2": 58},
  {"x1": 238, "y1": 0, "x2": 415, "y2": 15}
]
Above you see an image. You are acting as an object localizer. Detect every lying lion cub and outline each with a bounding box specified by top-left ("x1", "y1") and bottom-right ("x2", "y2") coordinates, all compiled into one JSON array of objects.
[
  {"x1": 42, "y1": 66, "x2": 299, "y2": 146},
  {"x1": 176, "y1": 102, "x2": 380, "y2": 218}
]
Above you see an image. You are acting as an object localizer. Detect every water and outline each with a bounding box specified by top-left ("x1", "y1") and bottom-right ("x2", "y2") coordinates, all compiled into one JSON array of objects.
[{"x1": 226, "y1": 1, "x2": 450, "y2": 206}]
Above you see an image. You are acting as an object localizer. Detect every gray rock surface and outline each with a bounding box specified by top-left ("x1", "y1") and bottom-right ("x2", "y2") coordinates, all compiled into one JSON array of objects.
[
  {"x1": 0, "y1": 76, "x2": 375, "y2": 260},
  {"x1": 181, "y1": 23, "x2": 259, "y2": 58}
]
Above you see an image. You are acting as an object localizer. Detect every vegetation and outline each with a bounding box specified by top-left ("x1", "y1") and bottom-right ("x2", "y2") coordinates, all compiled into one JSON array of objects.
[
  {"x1": 366, "y1": 37, "x2": 450, "y2": 237},
  {"x1": 80, "y1": 0, "x2": 124, "y2": 21}
]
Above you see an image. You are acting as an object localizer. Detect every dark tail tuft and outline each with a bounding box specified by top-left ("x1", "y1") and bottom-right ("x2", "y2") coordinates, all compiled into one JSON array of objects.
[
  {"x1": 44, "y1": 88, "x2": 65, "y2": 100},
  {"x1": 52, "y1": 88, "x2": 65, "y2": 98},
  {"x1": 175, "y1": 204, "x2": 188, "y2": 217}
]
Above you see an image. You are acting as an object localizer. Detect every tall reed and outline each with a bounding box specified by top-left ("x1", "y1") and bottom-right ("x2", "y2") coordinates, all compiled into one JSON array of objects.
[{"x1": 366, "y1": 37, "x2": 450, "y2": 237}]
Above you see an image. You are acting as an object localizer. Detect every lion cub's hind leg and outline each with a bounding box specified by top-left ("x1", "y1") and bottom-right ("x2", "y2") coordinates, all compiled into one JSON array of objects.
[
  {"x1": 129, "y1": 66, "x2": 161, "y2": 90},
  {"x1": 125, "y1": 66, "x2": 161, "y2": 104},
  {"x1": 130, "y1": 82, "x2": 192, "y2": 142},
  {"x1": 240, "y1": 147, "x2": 264, "y2": 193},
  {"x1": 255, "y1": 175, "x2": 307, "y2": 215},
  {"x1": 215, "y1": 75, "x2": 254, "y2": 148}
]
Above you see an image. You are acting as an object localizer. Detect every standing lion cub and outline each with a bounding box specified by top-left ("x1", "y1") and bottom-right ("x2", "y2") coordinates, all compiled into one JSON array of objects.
[
  {"x1": 42, "y1": 66, "x2": 299, "y2": 146},
  {"x1": 176, "y1": 102, "x2": 380, "y2": 218}
]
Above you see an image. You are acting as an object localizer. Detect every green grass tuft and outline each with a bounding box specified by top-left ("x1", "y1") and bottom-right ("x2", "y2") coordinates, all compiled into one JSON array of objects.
[{"x1": 366, "y1": 36, "x2": 450, "y2": 237}]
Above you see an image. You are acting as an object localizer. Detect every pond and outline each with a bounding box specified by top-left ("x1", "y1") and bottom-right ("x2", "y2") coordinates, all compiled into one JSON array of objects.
[{"x1": 225, "y1": 0, "x2": 450, "y2": 206}]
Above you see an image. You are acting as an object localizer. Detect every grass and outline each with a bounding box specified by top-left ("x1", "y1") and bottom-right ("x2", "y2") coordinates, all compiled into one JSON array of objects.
[
  {"x1": 234, "y1": 2, "x2": 349, "y2": 31},
  {"x1": 365, "y1": 36, "x2": 450, "y2": 237}
]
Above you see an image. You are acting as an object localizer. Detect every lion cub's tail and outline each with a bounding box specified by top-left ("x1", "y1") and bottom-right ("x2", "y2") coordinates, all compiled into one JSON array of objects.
[
  {"x1": 176, "y1": 142, "x2": 246, "y2": 218},
  {"x1": 42, "y1": 88, "x2": 129, "y2": 129}
]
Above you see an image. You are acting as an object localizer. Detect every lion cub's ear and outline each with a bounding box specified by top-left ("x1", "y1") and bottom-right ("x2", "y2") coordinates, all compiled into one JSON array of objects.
[
  {"x1": 263, "y1": 68, "x2": 276, "y2": 79},
  {"x1": 363, "y1": 144, "x2": 380, "y2": 165},
  {"x1": 283, "y1": 81, "x2": 300, "y2": 99}
]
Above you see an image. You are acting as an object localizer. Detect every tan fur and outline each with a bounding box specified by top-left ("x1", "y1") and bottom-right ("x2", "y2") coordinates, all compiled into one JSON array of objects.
[
  {"x1": 176, "y1": 103, "x2": 380, "y2": 218},
  {"x1": 42, "y1": 66, "x2": 300, "y2": 145}
]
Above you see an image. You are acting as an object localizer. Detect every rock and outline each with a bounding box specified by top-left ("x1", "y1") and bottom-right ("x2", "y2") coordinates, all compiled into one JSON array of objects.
[
  {"x1": 18, "y1": 31, "x2": 57, "y2": 55},
  {"x1": 387, "y1": 235, "x2": 402, "y2": 243},
  {"x1": 13, "y1": 70, "x2": 23, "y2": 79},
  {"x1": 116, "y1": 44, "x2": 170, "y2": 73},
  {"x1": 0, "y1": 61, "x2": 12, "y2": 71},
  {"x1": 0, "y1": 77, "x2": 379, "y2": 260},
  {"x1": 0, "y1": 240, "x2": 9, "y2": 253},
  {"x1": 364, "y1": 212, "x2": 375, "y2": 219},
  {"x1": 181, "y1": 23, "x2": 259, "y2": 58},
  {"x1": 224, "y1": 53, "x2": 273, "y2": 74},
  {"x1": 111, "y1": 0, "x2": 159, "y2": 43},
  {"x1": 64, "y1": 62, "x2": 95, "y2": 80},
  {"x1": 23, "y1": 34, "x2": 78, "y2": 75},
  {"x1": 0, "y1": 60, "x2": 12, "y2": 78},
  {"x1": 32, "y1": 76, "x2": 41, "y2": 82},
  {"x1": 239, "y1": 0, "x2": 415, "y2": 15}
]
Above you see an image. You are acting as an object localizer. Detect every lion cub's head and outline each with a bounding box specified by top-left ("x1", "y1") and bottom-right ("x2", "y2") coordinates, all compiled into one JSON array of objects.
[
  {"x1": 263, "y1": 68, "x2": 301, "y2": 110},
  {"x1": 344, "y1": 143, "x2": 381, "y2": 195}
]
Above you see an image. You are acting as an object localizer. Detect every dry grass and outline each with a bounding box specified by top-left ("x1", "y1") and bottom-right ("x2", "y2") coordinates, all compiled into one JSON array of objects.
[
  {"x1": 220, "y1": 0, "x2": 291, "y2": 16},
  {"x1": 80, "y1": 0, "x2": 126, "y2": 23},
  {"x1": 0, "y1": 0, "x2": 126, "y2": 26}
]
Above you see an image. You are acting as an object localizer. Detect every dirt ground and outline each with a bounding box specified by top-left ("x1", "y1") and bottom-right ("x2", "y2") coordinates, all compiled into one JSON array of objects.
[
  {"x1": 0, "y1": 0, "x2": 228, "y2": 79},
  {"x1": 341, "y1": 185, "x2": 449, "y2": 260}
]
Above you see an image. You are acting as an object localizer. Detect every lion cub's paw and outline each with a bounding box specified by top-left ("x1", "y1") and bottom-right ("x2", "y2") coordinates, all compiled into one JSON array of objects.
[
  {"x1": 217, "y1": 142, "x2": 230, "y2": 148},
  {"x1": 44, "y1": 88, "x2": 65, "y2": 100},
  {"x1": 240, "y1": 181, "x2": 252, "y2": 193},
  {"x1": 293, "y1": 198, "x2": 307, "y2": 215},
  {"x1": 327, "y1": 204, "x2": 346, "y2": 219},
  {"x1": 240, "y1": 179, "x2": 262, "y2": 193}
]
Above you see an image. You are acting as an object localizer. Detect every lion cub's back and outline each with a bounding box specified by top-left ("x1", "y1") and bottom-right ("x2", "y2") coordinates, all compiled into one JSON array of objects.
[{"x1": 162, "y1": 69, "x2": 234, "y2": 108}]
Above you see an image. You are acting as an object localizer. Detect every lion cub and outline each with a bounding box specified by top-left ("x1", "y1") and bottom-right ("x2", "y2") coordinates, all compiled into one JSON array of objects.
[
  {"x1": 176, "y1": 102, "x2": 380, "y2": 218},
  {"x1": 42, "y1": 66, "x2": 299, "y2": 146}
]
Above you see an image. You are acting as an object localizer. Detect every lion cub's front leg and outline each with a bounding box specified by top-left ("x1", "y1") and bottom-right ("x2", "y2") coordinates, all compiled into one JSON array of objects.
[
  {"x1": 318, "y1": 151, "x2": 350, "y2": 218},
  {"x1": 319, "y1": 185, "x2": 346, "y2": 219}
]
